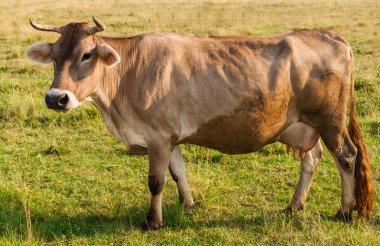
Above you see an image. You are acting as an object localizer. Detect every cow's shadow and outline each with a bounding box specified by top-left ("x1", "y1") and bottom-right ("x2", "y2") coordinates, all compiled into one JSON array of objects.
[
  {"x1": 1, "y1": 195, "x2": 379, "y2": 241},
  {"x1": 0, "y1": 196, "x2": 145, "y2": 241}
]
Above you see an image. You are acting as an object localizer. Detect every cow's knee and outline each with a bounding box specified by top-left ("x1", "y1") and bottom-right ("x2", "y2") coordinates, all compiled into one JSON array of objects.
[
  {"x1": 170, "y1": 172, "x2": 179, "y2": 183},
  {"x1": 148, "y1": 174, "x2": 166, "y2": 195}
]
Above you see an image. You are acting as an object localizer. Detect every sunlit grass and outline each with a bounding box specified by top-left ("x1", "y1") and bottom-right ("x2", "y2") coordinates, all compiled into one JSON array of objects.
[{"x1": 0, "y1": 0, "x2": 379, "y2": 244}]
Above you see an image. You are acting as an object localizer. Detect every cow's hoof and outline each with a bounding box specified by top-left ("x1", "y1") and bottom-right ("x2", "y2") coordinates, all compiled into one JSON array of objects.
[
  {"x1": 140, "y1": 220, "x2": 163, "y2": 231},
  {"x1": 184, "y1": 203, "x2": 195, "y2": 215},
  {"x1": 184, "y1": 200, "x2": 198, "y2": 210},
  {"x1": 334, "y1": 210, "x2": 352, "y2": 222},
  {"x1": 184, "y1": 200, "x2": 202, "y2": 214},
  {"x1": 283, "y1": 204, "x2": 303, "y2": 214},
  {"x1": 283, "y1": 207, "x2": 294, "y2": 214},
  {"x1": 184, "y1": 204, "x2": 194, "y2": 214}
]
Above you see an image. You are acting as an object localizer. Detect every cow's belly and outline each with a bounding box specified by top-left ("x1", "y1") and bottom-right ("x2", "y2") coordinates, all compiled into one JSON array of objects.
[{"x1": 181, "y1": 111, "x2": 287, "y2": 154}]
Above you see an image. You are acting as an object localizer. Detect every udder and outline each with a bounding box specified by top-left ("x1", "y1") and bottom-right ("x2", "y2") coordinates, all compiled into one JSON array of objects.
[{"x1": 278, "y1": 122, "x2": 320, "y2": 159}]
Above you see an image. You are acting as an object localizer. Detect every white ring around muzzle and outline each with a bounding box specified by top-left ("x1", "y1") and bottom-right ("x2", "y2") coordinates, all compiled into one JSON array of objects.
[{"x1": 46, "y1": 88, "x2": 80, "y2": 111}]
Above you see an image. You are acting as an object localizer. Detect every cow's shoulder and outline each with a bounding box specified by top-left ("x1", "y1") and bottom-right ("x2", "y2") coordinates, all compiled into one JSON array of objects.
[{"x1": 133, "y1": 32, "x2": 193, "y2": 60}]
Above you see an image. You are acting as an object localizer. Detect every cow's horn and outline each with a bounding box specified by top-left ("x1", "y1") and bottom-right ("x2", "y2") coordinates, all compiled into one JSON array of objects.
[
  {"x1": 87, "y1": 16, "x2": 105, "y2": 35},
  {"x1": 29, "y1": 19, "x2": 63, "y2": 33}
]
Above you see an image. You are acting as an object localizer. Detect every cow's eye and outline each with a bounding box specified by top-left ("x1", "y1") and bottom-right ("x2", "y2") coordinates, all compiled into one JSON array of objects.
[{"x1": 81, "y1": 52, "x2": 92, "y2": 61}]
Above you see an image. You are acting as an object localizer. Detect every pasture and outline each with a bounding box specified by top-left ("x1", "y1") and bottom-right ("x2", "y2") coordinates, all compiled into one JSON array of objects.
[{"x1": 0, "y1": 0, "x2": 379, "y2": 244}]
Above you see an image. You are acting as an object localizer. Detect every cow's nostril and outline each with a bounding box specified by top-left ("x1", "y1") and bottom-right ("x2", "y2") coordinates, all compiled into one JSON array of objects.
[{"x1": 58, "y1": 94, "x2": 69, "y2": 106}]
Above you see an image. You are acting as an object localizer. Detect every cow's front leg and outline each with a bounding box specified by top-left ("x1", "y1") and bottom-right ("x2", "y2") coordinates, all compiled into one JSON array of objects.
[
  {"x1": 169, "y1": 145, "x2": 194, "y2": 210},
  {"x1": 141, "y1": 141, "x2": 172, "y2": 231}
]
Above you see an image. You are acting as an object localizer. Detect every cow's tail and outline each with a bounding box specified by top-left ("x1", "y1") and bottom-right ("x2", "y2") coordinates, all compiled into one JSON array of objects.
[{"x1": 347, "y1": 50, "x2": 374, "y2": 219}]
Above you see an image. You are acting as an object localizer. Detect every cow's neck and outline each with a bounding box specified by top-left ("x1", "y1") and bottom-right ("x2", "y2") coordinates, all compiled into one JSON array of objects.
[
  {"x1": 92, "y1": 36, "x2": 138, "y2": 110},
  {"x1": 90, "y1": 36, "x2": 147, "y2": 147}
]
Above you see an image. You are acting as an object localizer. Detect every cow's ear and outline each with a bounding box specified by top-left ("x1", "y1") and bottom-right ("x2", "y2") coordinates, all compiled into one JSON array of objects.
[
  {"x1": 97, "y1": 44, "x2": 120, "y2": 67},
  {"x1": 25, "y1": 42, "x2": 52, "y2": 64}
]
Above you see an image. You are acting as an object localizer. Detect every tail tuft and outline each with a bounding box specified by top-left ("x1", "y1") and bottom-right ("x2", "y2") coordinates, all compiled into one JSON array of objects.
[{"x1": 348, "y1": 71, "x2": 374, "y2": 219}]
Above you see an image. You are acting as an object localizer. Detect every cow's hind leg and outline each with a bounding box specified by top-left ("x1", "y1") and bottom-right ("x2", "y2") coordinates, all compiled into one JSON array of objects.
[
  {"x1": 286, "y1": 139, "x2": 323, "y2": 212},
  {"x1": 169, "y1": 146, "x2": 194, "y2": 209},
  {"x1": 304, "y1": 118, "x2": 356, "y2": 220},
  {"x1": 325, "y1": 131, "x2": 357, "y2": 221},
  {"x1": 306, "y1": 110, "x2": 357, "y2": 221}
]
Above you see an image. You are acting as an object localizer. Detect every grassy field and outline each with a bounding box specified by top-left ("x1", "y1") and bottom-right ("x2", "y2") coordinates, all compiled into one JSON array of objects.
[{"x1": 0, "y1": 0, "x2": 379, "y2": 245}]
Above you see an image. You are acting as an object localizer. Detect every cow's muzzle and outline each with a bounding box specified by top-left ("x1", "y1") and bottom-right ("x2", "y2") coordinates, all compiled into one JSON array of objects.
[{"x1": 45, "y1": 88, "x2": 79, "y2": 111}]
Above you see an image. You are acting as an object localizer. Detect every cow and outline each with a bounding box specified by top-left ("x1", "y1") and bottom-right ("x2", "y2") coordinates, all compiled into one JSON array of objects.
[{"x1": 25, "y1": 17, "x2": 373, "y2": 230}]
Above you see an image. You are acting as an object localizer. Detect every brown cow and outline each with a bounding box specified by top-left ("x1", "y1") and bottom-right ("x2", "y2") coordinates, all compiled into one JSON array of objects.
[{"x1": 25, "y1": 17, "x2": 373, "y2": 230}]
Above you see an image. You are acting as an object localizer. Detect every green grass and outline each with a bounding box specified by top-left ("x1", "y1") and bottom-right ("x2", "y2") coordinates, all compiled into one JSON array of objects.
[{"x1": 0, "y1": 0, "x2": 379, "y2": 245}]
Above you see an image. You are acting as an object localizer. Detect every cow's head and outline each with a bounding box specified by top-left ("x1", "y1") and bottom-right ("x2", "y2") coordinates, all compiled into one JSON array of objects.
[{"x1": 25, "y1": 17, "x2": 120, "y2": 111}]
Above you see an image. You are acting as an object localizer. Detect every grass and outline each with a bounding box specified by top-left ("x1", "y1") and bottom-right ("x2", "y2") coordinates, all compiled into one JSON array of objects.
[{"x1": 0, "y1": 0, "x2": 379, "y2": 245}]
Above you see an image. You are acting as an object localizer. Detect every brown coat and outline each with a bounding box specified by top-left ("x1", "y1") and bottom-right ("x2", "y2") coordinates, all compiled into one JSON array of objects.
[{"x1": 26, "y1": 18, "x2": 373, "y2": 230}]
